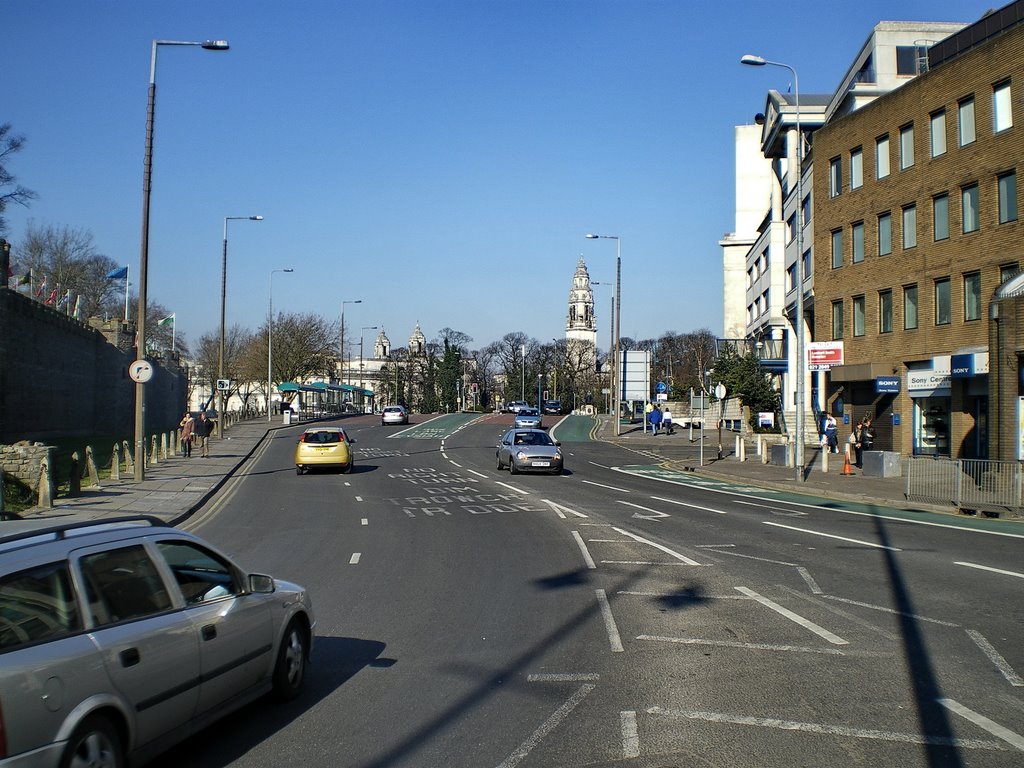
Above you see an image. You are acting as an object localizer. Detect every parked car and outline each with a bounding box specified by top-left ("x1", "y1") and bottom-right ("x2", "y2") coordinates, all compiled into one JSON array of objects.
[
  {"x1": 514, "y1": 408, "x2": 543, "y2": 430},
  {"x1": 381, "y1": 405, "x2": 409, "y2": 425},
  {"x1": 496, "y1": 428, "x2": 564, "y2": 474},
  {"x1": 294, "y1": 427, "x2": 355, "y2": 474},
  {"x1": 0, "y1": 516, "x2": 314, "y2": 768},
  {"x1": 504, "y1": 400, "x2": 529, "y2": 414}
]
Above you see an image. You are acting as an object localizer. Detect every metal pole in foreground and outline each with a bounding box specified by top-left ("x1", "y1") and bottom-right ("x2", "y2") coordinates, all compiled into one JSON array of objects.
[{"x1": 219, "y1": 215, "x2": 262, "y2": 438}]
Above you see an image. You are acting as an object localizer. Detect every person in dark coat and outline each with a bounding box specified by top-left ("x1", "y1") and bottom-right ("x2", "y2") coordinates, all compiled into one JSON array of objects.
[
  {"x1": 195, "y1": 412, "x2": 216, "y2": 458},
  {"x1": 649, "y1": 404, "x2": 663, "y2": 436}
]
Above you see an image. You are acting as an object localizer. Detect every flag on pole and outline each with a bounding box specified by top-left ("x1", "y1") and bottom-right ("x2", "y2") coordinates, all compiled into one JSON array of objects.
[
  {"x1": 106, "y1": 266, "x2": 129, "y2": 280},
  {"x1": 57, "y1": 289, "x2": 71, "y2": 308},
  {"x1": 158, "y1": 314, "x2": 175, "y2": 327},
  {"x1": 73, "y1": 294, "x2": 82, "y2": 319},
  {"x1": 17, "y1": 270, "x2": 30, "y2": 286},
  {"x1": 45, "y1": 288, "x2": 58, "y2": 305},
  {"x1": 36, "y1": 276, "x2": 47, "y2": 297}
]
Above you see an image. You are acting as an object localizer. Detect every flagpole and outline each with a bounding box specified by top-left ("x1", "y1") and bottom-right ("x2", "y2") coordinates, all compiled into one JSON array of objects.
[
  {"x1": 124, "y1": 265, "x2": 130, "y2": 322},
  {"x1": 172, "y1": 313, "x2": 176, "y2": 351}
]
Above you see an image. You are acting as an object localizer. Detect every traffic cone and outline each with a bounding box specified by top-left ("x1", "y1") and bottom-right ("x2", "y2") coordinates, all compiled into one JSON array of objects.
[{"x1": 841, "y1": 447, "x2": 855, "y2": 476}]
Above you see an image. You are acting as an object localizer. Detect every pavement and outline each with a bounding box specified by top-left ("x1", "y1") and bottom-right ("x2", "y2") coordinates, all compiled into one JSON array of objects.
[{"x1": 10, "y1": 412, "x2": 1006, "y2": 527}]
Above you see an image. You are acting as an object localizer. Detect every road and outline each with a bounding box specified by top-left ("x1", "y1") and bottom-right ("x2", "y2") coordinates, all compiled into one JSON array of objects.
[{"x1": 151, "y1": 412, "x2": 1024, "y2": 768}]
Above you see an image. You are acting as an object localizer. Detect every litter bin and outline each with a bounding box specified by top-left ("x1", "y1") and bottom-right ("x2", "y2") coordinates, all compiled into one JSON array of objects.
[{"x1": 283, "y1": 410, "x2": 291, "y2": 425}]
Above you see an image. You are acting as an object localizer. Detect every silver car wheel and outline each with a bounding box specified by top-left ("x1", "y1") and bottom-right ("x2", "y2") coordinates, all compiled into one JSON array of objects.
[
  {"x1": 273, "y1": 619, "x2": 308, "y2": 701},
  {"x1": 63, "y1": 715, "x2": 123, "y2": 768}
]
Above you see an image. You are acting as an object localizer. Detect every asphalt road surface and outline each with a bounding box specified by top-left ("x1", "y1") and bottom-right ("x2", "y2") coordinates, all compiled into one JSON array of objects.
[{"x1": 151, "y1": 412, "x2": 1024, "y2": 768}]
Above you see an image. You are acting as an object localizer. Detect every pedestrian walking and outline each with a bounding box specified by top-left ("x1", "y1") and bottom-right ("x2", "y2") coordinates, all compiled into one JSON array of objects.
[
  {"x1": 663, "y1": 407, "x2": 674, "y2": 435},
  {"x1": 858, "y1": 417, "x2": 875, "y2": 465},
  {"x1": 179, "y1": 412, "x2": 195, "y2": 458},
  {"x1": 824, "y1": 414, "x2": 839, "y2": 453},
  {"x1": 195, "y1": 412, "x2": 216, "y2": 458},
  {"x1": 649, "y1": 404, "x2": 663, "y2": 435}
]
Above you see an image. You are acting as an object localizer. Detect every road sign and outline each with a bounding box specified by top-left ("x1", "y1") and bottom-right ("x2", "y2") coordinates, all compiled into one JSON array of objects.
[
  {"x1": 714, "y1": 383, "x2": 727, "y2": 400},
  {"x1": 129, "y1": 360, "x2": 154, "y2": 383},
  {"x1": 656, "y1": 381, "x2": 667, "y2": 394},
  {"x1": 217, "y1": 379, "x2": 230, "y2": 391}
]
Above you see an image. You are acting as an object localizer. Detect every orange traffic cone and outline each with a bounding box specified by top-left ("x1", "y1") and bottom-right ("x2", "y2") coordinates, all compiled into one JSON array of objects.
[{"x1": 841, "y1": 447, "x2": 855, "y2": 476}]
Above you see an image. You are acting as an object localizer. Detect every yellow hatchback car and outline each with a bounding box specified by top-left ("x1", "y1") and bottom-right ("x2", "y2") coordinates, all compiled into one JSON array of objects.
[{"x1": 295, "y1": 427, "x2": 356, "y2": 474}]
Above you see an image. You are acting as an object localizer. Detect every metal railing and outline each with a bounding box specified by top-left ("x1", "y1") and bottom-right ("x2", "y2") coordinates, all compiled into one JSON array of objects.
[{"x1": 905, "y1": 456, "x2": 1024, "y2": 513}]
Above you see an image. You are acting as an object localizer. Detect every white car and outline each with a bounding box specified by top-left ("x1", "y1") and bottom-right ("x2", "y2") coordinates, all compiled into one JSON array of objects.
[{"x1": 381, "y1": 405, "x2": 409, "y2": 425}]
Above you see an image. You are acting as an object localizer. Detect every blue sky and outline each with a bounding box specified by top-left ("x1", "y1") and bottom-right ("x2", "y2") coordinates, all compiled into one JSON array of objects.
[{"x1": 3, "y1": 0, "x2": 986, "y2": 354}]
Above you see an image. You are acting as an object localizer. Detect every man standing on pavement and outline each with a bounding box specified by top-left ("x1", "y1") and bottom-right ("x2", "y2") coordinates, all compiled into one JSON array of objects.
[
  {"x1": 649, "y1": 404, "x2": 663, "y2": 436},
  {"x1": 195, "y1": 412, "x2": 216, "y2": 458}
]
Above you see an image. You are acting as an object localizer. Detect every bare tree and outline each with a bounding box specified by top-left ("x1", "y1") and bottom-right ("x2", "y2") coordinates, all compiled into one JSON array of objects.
[
  {"x1": 262, "y1": 312, "x2": 339, "y2": 386},
  {"x1": 20, "y1": 221, "x2": 119, "y2": 318},
  {"x1": 0, "y1": 123, "x2": 36, "y2": 235}
]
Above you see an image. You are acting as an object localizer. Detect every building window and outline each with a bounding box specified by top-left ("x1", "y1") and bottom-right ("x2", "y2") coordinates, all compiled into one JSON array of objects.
[
  {"x1": 746, "y1": 267, "x2": 753, "y2": 288},
  {"x1": 878, "y1": 212, "x2": 892, "y2": 255},
  {"x1": 959, "y1": 97, "x2": 976, "y2": 146},
  {"x1": 962, "y1": 184, "x2": 979, "y2": 233},
  {"x1": 1000, "y1": 263, "x2": 1020, "y2": 283},
  {"x1": 930, "y1": 110, "x2": 946, "y2": 157},
  {"x1": 803, "y1": 249, "x2": 811, "y2": 279},
  {"x1": 850, "y1": 147, "x2": 863, "y2": 189},
  {"x1": 786, "y1": 213, "x2": 796, "y2": 244},
  {"x1": 900, "y1": 124, "x2": 914, "y2": 170},
  {"x1": 879, "y1": 289, "x2": 893, "y2": 333},
  {"x1": 896, "y1": 45, "x2": 926, "y2": 75},
  {"x1": 994, "y1": 80, "x2": 1012, "y2": 133},
  {"x1": 876, "y1": 135, "x2": 890, "y2": 179},
  {"x1": 904, "y1": 284, "x2": 918, "y2": 329},
  {"x1": 747, "y1": 305, "x2": 753, "y2": 324},
  {"x1": 786, "y1": 264, "x2": 796, "y2": 292},
  {"x1": 831, "y1": 300, "x2": 844, "y2": 340},
  {"x1": 964, "y1": 272, "x2": 982, "y2": 321},
  {"x1": 999, "y1": 171, "x2": 1018, "y2": 223},
  {"x1": 829, "y1": 157, "x2": 842, "y2": 197},
  {"x1": 831, "y1": 229, "x2": 843, "y2": 268},
  {"x1": 933, "y1": 194, "x2": 949, "y2": 241},
  {"x1": 801, "y1": 192, "x2": 811, "y2": 225},
  {"x1": 852, "y1": 222, "x2": 865, "y2": 263},
  {"x1": 902, "y1": 204, "x2": 917, "y2": 249},
  {"x1": 852, "y1": 295, "x2": 865, "y2": 337},
  {"x1": 935, "y1": 278, "x2": 951, "y2": 325}
]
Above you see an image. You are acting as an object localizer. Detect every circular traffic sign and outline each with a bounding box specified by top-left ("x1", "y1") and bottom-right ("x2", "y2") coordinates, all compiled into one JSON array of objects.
[{"x1": 129, "y1": 359, "x2": 154, "y2": 383}]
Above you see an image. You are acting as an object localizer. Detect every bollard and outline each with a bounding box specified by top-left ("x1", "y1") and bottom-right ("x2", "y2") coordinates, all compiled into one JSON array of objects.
[
  {"x1": 756, "y1": 434, "x2": 763, "y2": 456},
  {"x1": 173, "y1": 430, "x2": 180, "y2": 455},
  {"x1": 821, "y1": 447, "x2": 829, "y2": 473},
  {"x1": 123, "y1": 440, "x2": 135, "y2": 473},
  {"x1": 161, "y1": 432, "x2": 169, "y2": 461},
  {"x1": 150, "y1": 435, "x2": 159, "y2": 465},
  {"x1": 111, "y1": 442, "x2": 121, "y2": 481},
  {"x1": 738, "y1": 437, "x2": 746, "y2": 462},
  {"x1": 38, "y1": 458, "x2": 54, "y2": 508},
  {"x1": 85, "y1": 446, "x2": 101, "y2": 488},
  {"x1": 69, "y1": 451, "x2": 81, "y2": 497}
]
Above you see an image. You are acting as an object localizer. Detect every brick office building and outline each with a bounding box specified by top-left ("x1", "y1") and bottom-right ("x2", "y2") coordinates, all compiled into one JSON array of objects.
[{"x1": 812, "y1": 2, "x2": 1023, "y2": 459}]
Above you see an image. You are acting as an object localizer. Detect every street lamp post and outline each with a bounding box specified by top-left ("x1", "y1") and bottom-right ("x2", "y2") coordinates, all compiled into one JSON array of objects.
[
  {"x1": 267, "y1": 268, "x2": 294, "y2": 421},
  {"x1": 592, "y1": 281, "x2": 614, "y2": 414},
  {"x1": 359, "y1": 325, "x2": 378, "y2": 398},
  {"x1": 134, "y1": 38, "x2": 228, "y2": 481},
  {"x1": 586, "y1": 234, "x2": 621, "y2": 435},
  {"x1": 741, "y1": 54, "x2": 806, "y2": 482},
  {"x1": 521, "y1": 344, "x2": 526, "y2": 401},
  {"x1": 340, "y1": 299, "x2": 362, "y2": 386},
  {"x1": 218, "y1": 215, "x2": 262, "y2": 438}
]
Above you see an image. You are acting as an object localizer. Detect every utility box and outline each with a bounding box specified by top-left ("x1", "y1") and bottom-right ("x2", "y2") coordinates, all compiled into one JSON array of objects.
[
  {"x1": 863, "y1": 450, "x2": 901, "y2": 477},
  {"x1": 769, "y1": 443, "x2": 791, "y2": 467}
]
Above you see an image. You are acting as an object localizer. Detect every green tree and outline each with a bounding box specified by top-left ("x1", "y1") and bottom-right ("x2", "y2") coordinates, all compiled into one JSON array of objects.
[{"x1": 712, "y1": 346, "x2": 780, "y2": 429}]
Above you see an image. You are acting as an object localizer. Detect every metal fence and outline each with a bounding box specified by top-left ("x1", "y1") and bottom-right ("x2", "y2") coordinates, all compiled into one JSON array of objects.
[{"x1": 905, "y1": 456, "x2": 1024, "y2": 513}]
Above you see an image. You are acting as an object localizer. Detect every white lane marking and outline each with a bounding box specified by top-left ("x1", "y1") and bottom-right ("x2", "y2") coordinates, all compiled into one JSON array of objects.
[
  {"x1": 349, "y1": 553, "x2": 361, "y2": 564},
  {"x1": 696, "y1": 543, "x2": 735, "y2": 548},
  {"x1": 571, "y1": 531, "x2": 597, "y2": 569},
  {"x1": 955, "y1": 561, "x2": 1024, "y2": 579},
  {"x1": 344, "y1": 481, "x2": 351, "y2": 487},
  {"x1": 616, "y1": 500, "x2": 670, "y2": 519},
  {"x1": 650, "y1": 495, "x2": 727, "y2": 515},
  {"x1": 777, "y1": 586, "x2": 899, "y2": 642},
  {"x1": 496, "y1": 684, "x2": 595, "y2": 768},
  {"x1": 823, "y1": 595, "x2": 960, "y2": 627},
  {"x1": 528, "y1": 673, "x2": 600, "y2": 682},
  {"x1": 736, "y1": 586, "x2": 848, "y2": 645},
  {"x1": 700, "y1": 548, "x2": 797, "y2": 566},
  {"x1": 581, "y1": 479, "x2": 631, "y2": 493},
  {"x1": 449, "y1": 460, "x2": 463, "y2": 468},
  {"x1": 595, "y1": 589, "x2": 624, "y2": 652},
  {"x1": 468, "y1": 469, "x2": 488, "y2": 479},
  {"x1": 620, "y1": 591, "x2": 751, "y2": 600},
  {"x1": 355, "y1": 496, "x2": 363, "y2": 502},
  {"x1": 966, "y1": 630, "x2": 1024, "y2": 686},
  {"x1": 494, "y1": 480, "x2": 529, "y2": 495},
  {"x1": 361, "y1": 518, "x2": 368, "y2": 526},
  {"x1": 611, "y1": 527, "x2": 702, "y2": 565},
  {"x1": 440, "y1": 451, "x2": 449, "y2": 460},
  {"x1": 797, "y1": 567, "x2": 823, "y2": 594},
  {"x1": 646, "y1": 707, "x2": 1006, "y2": 750},
  {"x1": 637, "y1": 636, "x2": 845, "y2": 655},
  {"x1": 602, "y1": 561, "x2": 696, "y2": 566},
  {"x1": 621, "y1": 711, "x2": 640, "y2": 759},
  {"x1": 588, "y1": 461, "x2": 613, "y2": 469},
  {"x1": 544, "y1": 499, "x2": 588, "y2": 518},
  {"x1": 589, "y1": 539, "x2": 637, "y2": 543},
  {"x1": 938, "y1": 697, "x2": 1024, "y2": 751},
  {"x1": 763, "y1": 521, "x2": 901, "y2": 551}
]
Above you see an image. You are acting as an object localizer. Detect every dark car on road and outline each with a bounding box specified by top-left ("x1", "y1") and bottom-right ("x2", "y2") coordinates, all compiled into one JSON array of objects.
[{"x1": 543, "y1": 400, "x2": 562, "y2": 414}]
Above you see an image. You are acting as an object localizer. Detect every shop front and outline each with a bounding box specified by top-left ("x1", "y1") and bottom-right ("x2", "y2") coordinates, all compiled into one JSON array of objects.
[{"x1": 908, "y1": 361, "x2": 951, "y2": 456}]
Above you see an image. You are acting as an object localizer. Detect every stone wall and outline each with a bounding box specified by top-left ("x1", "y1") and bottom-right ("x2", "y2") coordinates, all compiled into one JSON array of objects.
[
  {"x1": 1, "y1": 442, "x2": 55, "y2": 494},
  {"x1": 0, "y1": 289, "x2": 186, "y2": 443}
]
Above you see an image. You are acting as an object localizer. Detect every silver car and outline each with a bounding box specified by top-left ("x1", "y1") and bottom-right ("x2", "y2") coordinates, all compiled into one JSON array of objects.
[
  {"x1": 0, "y1": 516, "x2": 314, "y2": 768},
  {"x1": 496, "y1": 428, "x2": 564, "y2": 475},
  {"x1": 513, "y1": 408, "x2": 543, "y2": 430},
  {"x1": 381, "y1": 405, "x2": 409, "y2": 425}
]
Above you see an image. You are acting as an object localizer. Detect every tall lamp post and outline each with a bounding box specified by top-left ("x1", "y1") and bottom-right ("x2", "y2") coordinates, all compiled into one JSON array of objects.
[
  {"x1": 218, "y1": 215, "x2": 262, "y2": 437},
  {"x1": 741, "y1": 54, "x2": 806, "y2": 483},
  {"x1": 340, "y1": 299, "x2": 362, "y2": 386},
  {"x1": 592, "y1": 280, "x2": 614, "y2": 413},
  {"x1": 134, "y1": 38, "x2": 228, "y2": 481},
  {"x1": 267, "y1": 268, "x2": 294, "y2": 421},
  {"x1": 586, "y1": 234, "x2": 621, "y2": 435},
  {"x1": 359, "y1": 325, "x2": 378, "y2": 399}
]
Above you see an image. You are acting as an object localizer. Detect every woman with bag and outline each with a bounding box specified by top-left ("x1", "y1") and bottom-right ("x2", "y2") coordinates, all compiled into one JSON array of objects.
[{"x1": 179, "y1": 412, "x2": 195, "y2": 458}]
